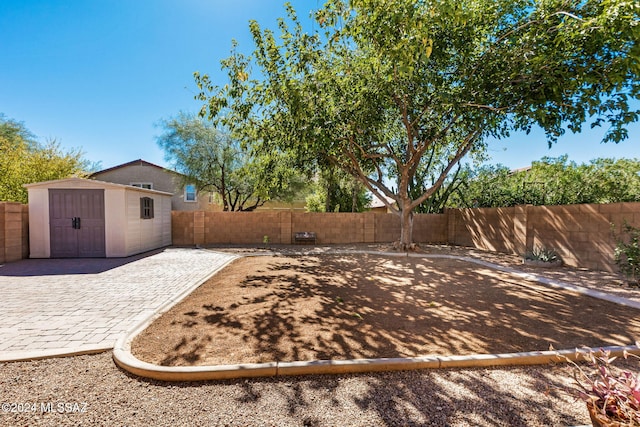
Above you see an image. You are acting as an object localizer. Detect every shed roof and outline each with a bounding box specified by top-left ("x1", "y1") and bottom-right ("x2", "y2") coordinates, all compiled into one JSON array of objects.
[{"x1": 24, "y1": 177, "x2": 173, "y2": 196}]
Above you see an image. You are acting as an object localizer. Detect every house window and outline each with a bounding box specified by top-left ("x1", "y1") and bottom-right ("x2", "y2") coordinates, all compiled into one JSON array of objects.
[
  {"x1": 140, "y1": 197, "x2": 154, "y2": 219},
  {"x1": 184, "y1": 184, "x2": 197, "y2": 202},
  {"x1": 131, "y1": 182, "x2": 153, "y2": 189}
]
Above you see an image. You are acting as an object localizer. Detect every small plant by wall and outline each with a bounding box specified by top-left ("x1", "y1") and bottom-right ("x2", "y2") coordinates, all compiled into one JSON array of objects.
[
  {"x1": 523, "y1": 246, "x2": 562, "y2": 267},
  {"x1": 525, "y1": 246, "x2": 561, "y2": 263},
  {"x1": 612, "y1": 221, "x2": 640, "y2": 286}
]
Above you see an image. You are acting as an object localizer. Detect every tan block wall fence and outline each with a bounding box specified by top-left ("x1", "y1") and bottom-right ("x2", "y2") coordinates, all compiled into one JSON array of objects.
[
  {"x1": 172, "y1": 211, "x2": 448, "y2": 246},
  {"x1": 2, "y1": 201, "x2": 638, "y2": 272},
  {"x1": 174, "y1": 202, "x2": 639, "y2": 272},
  {"x1": 0, "y1": 202, "x2": 29, "y2": 264},
  {"x1": 447, "y1": 202, "x2": 640, "y2": 272}
]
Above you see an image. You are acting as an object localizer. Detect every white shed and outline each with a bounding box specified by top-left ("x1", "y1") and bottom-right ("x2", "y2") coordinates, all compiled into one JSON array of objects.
[{"x1": 26, "y1": 177, "x2": 172, "y2": 258}]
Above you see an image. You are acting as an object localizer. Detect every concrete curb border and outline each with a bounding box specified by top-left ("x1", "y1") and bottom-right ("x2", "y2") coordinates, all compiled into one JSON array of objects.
[
  {"x1": 114, "y1": 343, "x2": 640, "y2": 382},
  {"x1": 113, "y1": 251, "x2": 640, "y2": 382}
]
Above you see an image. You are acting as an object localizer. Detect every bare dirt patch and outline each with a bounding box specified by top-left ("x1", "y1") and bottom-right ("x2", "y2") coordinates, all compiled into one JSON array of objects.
[{"x1": 132, "y1": 254, "x2": 640, "y2": 366}]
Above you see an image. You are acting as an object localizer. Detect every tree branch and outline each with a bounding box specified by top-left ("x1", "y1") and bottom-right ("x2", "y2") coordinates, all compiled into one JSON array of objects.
[
  {"x1": 409, "y1": 129, "x2": 480, "y2": 211},
  {"x1": 339, "y1": 150, "x2": 400, "y2": 215}
]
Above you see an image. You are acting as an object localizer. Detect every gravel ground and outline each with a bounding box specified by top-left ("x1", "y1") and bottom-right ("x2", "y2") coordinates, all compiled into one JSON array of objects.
[{"x1": 1, "y1": 351, "x2": 594, "y2": 427}]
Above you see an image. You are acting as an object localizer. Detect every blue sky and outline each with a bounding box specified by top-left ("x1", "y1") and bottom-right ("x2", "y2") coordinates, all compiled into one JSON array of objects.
[{"x1": 1, "y1": 0, "x2": 638, "y2": 172}]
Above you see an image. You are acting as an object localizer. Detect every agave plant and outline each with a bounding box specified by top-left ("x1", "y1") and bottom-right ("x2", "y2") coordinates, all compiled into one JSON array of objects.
[{"x1": 525, "y1": 246, "x2": 560, "y2": 263}]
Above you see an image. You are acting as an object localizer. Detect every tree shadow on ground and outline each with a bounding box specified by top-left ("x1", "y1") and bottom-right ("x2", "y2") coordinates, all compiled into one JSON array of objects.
[
  {"x1": 344, "y1": 366, "x2": 585, "y2": 426},
  {"x1": 133, "y1": 253, "x2": 640, "y2": 367}
]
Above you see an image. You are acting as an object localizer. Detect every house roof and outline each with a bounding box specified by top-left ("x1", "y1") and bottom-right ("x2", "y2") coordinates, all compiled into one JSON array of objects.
[
  {"x1": 369, "y1": 194, "x2": 397, "y2": 209},
  {"x1": 509, "y1": 166, "x2": 532, "y2": 174},
  {"x1": 89, "y1": 159, "x2": 180, "y2": 177}
]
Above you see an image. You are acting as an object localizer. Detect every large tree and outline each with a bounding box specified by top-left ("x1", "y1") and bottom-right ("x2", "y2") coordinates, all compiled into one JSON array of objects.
[
  {"x1": 196, "y1": 0, "x2": 640, "y2": 247},
  {"x1": 157, "y1": 113, "x2": 307, "y2": 211},
  {"x1": 0, "y1": 115, "x2": 89, "y2": 203}
]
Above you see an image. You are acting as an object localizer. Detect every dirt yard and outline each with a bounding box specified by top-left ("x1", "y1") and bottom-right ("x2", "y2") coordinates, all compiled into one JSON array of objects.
[{"x1": 132, "y1": 254, "x2": 640, "y2": 366}]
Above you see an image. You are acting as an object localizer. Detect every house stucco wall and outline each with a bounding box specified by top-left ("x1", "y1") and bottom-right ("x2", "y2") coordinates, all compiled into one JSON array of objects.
[{"x1": 91, "y1": 162, "x2": 217, "y2": 211}]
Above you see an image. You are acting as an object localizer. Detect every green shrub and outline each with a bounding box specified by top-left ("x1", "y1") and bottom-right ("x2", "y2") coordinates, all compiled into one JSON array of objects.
[{"x1": 613, "y1": 221, "x2": 640, "y2": 286}]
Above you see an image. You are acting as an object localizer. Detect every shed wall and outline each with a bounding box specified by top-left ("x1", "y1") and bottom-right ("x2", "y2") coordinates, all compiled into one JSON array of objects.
[
  {"x1": 27, "y1": 188, "x2": 51, "y2": 258},
  {"x1": 124, "y1": 191, "x2": 172, "y2": 257}
]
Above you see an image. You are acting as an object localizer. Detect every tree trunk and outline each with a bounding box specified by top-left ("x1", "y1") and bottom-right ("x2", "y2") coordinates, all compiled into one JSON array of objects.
[
  {"x1": 399, "y1": 207, "x2": 414, "y2": 250},
  {"x1": 351, "y1": 185, "x2": 357, "y2": 212},
  {"x1": 219, "y1": 191, "x2": 229, "y2": 211},
  {"x1": 220, "y1": 165, "x2": 228, "y2": 211},
  {"x1": 325, "y1": 168, "x2": 334, "y2": 213}
]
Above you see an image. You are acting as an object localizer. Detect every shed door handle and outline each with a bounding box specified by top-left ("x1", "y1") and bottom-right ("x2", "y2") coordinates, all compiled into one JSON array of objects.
[{"x1": 71, "y1": 217, "x2": 81, "y2": 229}]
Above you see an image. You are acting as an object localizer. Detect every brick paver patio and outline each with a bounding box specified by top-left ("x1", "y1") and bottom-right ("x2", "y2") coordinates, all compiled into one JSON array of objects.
[{"x1": 0, "y1": 248, "x2": 236, "y2": 361}]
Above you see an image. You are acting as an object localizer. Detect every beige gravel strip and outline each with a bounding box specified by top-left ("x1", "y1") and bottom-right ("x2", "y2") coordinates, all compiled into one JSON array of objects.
[
  {"x1": 113, "y1": 252, "x2": 640, "y2": 382},
  {"x1": 2, "y1": 346, "x2": 109, "y2": 363}
]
